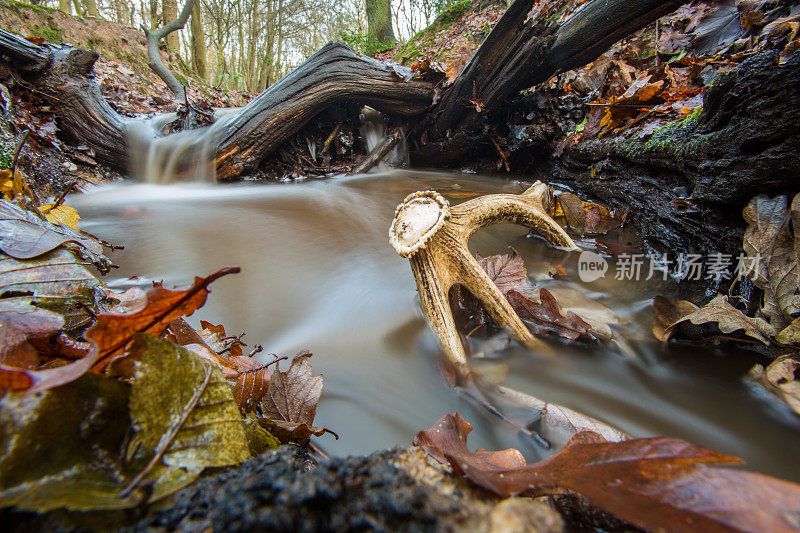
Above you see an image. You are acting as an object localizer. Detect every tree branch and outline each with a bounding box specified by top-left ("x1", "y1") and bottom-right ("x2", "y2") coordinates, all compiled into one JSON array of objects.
[{"x1": 144, "y1": 0, "x2": 196, "y2": 103}]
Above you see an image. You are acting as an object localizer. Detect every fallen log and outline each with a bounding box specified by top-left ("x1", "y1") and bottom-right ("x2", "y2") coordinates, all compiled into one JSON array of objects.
[
  {"x1": 0, "y1": 0, "x2": 689, "y2": 181},
  {"x1": 543, "y1": 51, "x2": 800, "y2": 256},
  {"x1": 0, "y1": 31, "x2": 433, "y2": 178},
  {"x1": 427, "y1": 0, "x2": 686, "y2": 153}
]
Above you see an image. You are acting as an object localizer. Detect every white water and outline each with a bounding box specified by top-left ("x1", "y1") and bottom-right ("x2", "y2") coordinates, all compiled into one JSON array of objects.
[{"x1": 125, "y1": 108, "x2": 240, "y2": 184}]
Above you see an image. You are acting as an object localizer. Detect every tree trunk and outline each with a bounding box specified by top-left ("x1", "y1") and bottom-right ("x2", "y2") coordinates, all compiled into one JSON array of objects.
[
  {"x1": 365, "y1": 0, "x2": 396, "y2": 47},
  {"x1": 190, "y1": 0, "x2": 206, "y2": 79},
  {"x1": 162, "y1": 0, "x2": 179, "y2": 52},
  {"x1": 83, "y1": 0, "x2": 100, "y2": 18}
]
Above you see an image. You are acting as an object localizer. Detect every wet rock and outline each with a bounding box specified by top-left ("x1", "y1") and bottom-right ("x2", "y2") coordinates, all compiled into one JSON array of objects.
[{"x1": 134, "y1": 446, "x2": 563, "y2": 533}]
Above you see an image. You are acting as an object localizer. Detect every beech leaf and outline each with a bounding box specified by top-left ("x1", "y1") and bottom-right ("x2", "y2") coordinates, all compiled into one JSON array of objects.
[
  {"x1": 415, "y1": 413, "x2": 800, "y2": 533},
  {"x1": 128, "y1": 334, "x2": 250, "y2": 477},
  {"x1": 0, "y1": 248, "x2": 99, "y2": 329},
  {"x1": 0, "y1": 199, "x2": 110, "y2": 272}
]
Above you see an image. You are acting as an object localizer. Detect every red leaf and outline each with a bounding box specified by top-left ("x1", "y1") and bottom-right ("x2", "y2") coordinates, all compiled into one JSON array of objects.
[
  {"x1": 506, "y1": 288, "x2": 593, "y2": 342},
  {"x1": 86, "y1": 267, "x2": 239, "y2": 372},
  {"x1": 416, "y1": 413, "x2": 800, "y2": 533}
]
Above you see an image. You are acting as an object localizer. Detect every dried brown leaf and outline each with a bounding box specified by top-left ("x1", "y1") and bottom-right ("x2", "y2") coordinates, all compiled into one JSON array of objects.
[
  {"x1": 0, "y1": 200, "x2": 110, "y2": 272},
  {"x1": 258, "y1": 351, "x2": 332, "y2": 443},
  {"x1": 506, "y1": 288, "x2": 594, "y2": 342},
  {"x1": 415, "y1": 413, "x2": 800, "y2": 532},
  {"x1": 86, "y1": 267, "x2": 239, "y2": 372},
  {"x1": 664, "y1": 294, "x2": 774, "y2": 344},
  {"x1": 652, "y1": 295, "x2": 699, "y2": 341},
  {"x1": 742, "y1": 195, "x2": 800, "y2": 330},
  {"x1": 751, "y1": 354, "x2": 800, "y2": 417}
]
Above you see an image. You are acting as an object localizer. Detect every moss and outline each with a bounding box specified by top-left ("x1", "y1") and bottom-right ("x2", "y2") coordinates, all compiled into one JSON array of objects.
[
  {"x1": 29, "y1": 25, "x2": 63, "y2": 44},
  {"x1": 394, "y1": 0, "x2": 472, "y2": 64},
  {"x1": 2, "y1": 0, "x2": 60, "y2": 16}
]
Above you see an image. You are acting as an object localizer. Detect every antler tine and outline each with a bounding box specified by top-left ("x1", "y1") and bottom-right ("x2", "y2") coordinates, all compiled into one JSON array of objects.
[{"x1": 390, "y1": 181, "x2": 578, "y2": 365}]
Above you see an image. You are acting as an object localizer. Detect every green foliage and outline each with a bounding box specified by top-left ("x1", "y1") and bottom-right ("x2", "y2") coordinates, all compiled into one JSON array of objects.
[
  {"x1": 340, "y1": 31, "x2": 394, "y2": 55},
  {"x1": 0, "y1": 152, "x2": 11, "y2": 170}
]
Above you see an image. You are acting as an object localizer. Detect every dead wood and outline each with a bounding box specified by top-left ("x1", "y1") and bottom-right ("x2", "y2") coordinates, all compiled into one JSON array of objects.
[{"x1": 349, "y1": 129, "x2": 403, "y2": 175}]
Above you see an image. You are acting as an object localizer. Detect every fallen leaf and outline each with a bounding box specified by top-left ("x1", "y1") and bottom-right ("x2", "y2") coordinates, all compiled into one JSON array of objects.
[
  {"x1": 0, "y1": 300, "x2": 63, "y2": 372},
  {"x1": 750, "y1": 354, "x2": 800, "y2": 416},
  {"x1": 742, "y1": 195, "x2": 800, "y2": 331},
  {"x1": 552, "y1": 192, "x2": 623, "y2": 235},
  {"x1": 0, "y1": 248, "x2": 99, "y2": 320},
  {"x1": 127, "y1": 334, "x2": 250, "y2": 486},
  {"x1": 652, "y1": 295, "x2": 699, "y2": 341},
  {"x1": 415, "y1": 413, "x2": 800, "y2": 532},
  {"x1": 0, "y1": 374, "x2": 138, "y2": 511},
  {"x1": 258, "y1": 351, "x2": 333, "y2": 443},
  {"x1": 0, "y1": 200, "x2": 110, "y2": 272},
  {"x1": 506, "y1": 288, "x2": 594, "y2": 342},
  {"x1": 664, "y1": 294, "x2": 775, "y2": 344},
  {"x1": 38, "y1": 204, "x2": 80, "y2": 229},
  {"x1": 450, "y1": 250, "x2": 535, "y2": 333},
  {"x1": 86, "y1": 266, "x2": 239, "y2": 372}
]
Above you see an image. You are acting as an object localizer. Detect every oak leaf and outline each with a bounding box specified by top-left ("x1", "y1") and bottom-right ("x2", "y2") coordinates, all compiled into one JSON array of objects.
[
  {"x1": 750, "y1": 354, "x2": 800, "y2": 417},
  {"x1": 664, "y1": 294, "x2": 774, "y2": 344},
  {"x1": 742, "y1": 195, "x2": 800, "y2": 331},
  {"x1": 415, "y1": 413, "x2": 800, "y2": 533},
  {"x1": 506, "y1": 288, "x2": 594, "y2": 342},
  {"x1": 258, "y1": 352, "x2": 334, "y2": 443}
]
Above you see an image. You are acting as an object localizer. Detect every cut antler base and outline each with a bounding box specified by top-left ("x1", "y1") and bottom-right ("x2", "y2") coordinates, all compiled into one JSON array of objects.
[{"x1": 390, "y1": 181, "x2": 579, "y2": 365}]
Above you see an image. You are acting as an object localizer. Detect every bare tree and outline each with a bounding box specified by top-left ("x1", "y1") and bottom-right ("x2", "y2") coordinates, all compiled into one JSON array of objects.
[{"x1": 143, "y1": 0, "x2": 194, "y2": 102}]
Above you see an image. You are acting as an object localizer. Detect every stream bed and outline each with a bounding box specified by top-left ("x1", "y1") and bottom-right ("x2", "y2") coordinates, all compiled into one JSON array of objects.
[{"x1": 69, "y1": 170, "x2": 800, "y2": 482}]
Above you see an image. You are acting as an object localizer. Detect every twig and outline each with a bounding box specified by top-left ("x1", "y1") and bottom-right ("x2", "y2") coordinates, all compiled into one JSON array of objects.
[
  {"x1": 321, "y1": 123, "x2": 341, "y2": 154},
  {"x1": 50, "y1": 181, "x2": 77, "y2": 209},
  {"x1": 247, "y1": 344, "x2": 263, "y2": 358},
  {"x1": 120, "y1": 367, "x2": 213, "y2": 498},
  {"x1": 457, "y1": 386, "x2": 550, "y2": 448},
  {"x1": 10, "y1": 130, "x2": 28, "y2": 173},
  {"x1": 233, "y1": 355, "x2": 286, "y2": 378},
  {"x1": 655, "y1": 19, "x2": 661, "y2": 66},
  {"x1": 349, "y1": 129, "x2": 402, "y2": 175},
  {"x1": 489, "y1": 133, "x2": 510, "y2": 172}
]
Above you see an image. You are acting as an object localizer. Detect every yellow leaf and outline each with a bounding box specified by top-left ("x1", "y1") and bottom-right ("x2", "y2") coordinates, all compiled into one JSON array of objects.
[
  {"x1": 776, "y1": 317, "x2": 800, "y2": 344},
  {"x1": 39, "y1": 204, "x2": 80, "y2": 229}
]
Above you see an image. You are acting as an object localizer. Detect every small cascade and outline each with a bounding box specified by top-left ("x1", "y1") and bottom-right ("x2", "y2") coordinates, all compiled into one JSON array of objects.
[
  {"x1": 125, "y1": 109, "x2": 238, "y2": 184},
  {"x1": 359, "y1": 106, "x2": 409, "y2": 169}
]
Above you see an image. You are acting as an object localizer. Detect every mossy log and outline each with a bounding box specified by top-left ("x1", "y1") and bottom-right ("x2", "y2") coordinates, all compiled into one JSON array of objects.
[{"x1": 544, "y1": 51, "x2": 800, "y2": 256}]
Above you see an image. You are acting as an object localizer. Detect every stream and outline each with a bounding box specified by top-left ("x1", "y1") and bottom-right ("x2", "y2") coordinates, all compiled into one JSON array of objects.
[{"x1": 69, "y1": 170, "x2": 800, "y2": 482}]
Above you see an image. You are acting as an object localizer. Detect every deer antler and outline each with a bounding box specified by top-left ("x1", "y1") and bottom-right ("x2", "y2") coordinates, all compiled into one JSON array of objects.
[{"x1": 389, "y1": 181, "x2": 579, "y2": 365}]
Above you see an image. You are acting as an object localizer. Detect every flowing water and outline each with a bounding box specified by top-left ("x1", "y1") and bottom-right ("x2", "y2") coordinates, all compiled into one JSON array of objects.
[{"x1": 69, "y1": 171, "x2": 800, "y2": 482}]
